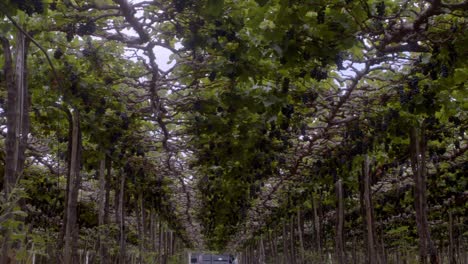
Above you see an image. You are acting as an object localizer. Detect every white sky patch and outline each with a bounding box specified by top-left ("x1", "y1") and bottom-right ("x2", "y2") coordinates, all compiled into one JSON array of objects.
[
  {"x1": 120, "y1": 25, "x2": 177, "y2": 71},
  {"x1": 153, "y1": 46, "x2": 176, "y2": 71},
  {"x1": 111, "y1": 0, "x2": 177, "y2": 71}
]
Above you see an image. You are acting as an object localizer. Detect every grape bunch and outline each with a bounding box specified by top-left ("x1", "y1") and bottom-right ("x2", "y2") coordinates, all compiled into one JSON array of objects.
[
  {"x1": 82, "y1": 47, "x2": 95, "y2": 58},
  {"x1": 65, "y1": 24, "x2": 75, "y2": 42},
  {"x1": 397, "y1": 85, "x2": 408, "y2": 105},
  {"x1": 317, "y1": 7, "x2": 326, "y2": 24},
  {"x1": 407, "y1": 77, "x2": 419, "y2": 94},
  {"x1": 430, "y1": 69, "x2": 438, "y2": 80},
  {"x1": 422, "y1": 85, "x2": 436, "y2": 109},
  {"x1": 173, "y1": 0, "x2": 190, "y2": 12},
  {"x1": 77, "y1": 21, "x2": 96, "y2": 36},
  {"x1": 208, "y1": 71, "x2": 216, "y2": 82},
  {"x1": 448, "y1": 43, "x2": 457, "y2": 64},
  {"x1": 54, "y1": 48, "x2": 63, "y2": 59},
  {"x1": 13, "y1": 0, "x2": 44, "y2": 16},
  {"x1": 281, "y1": 77, "x2": 290, "y2": 94},
  {"x1": 49, "y1": 0, "x2": 57, "y2": 10},
  {"x1": 440, "y1": 64, "x2": 449, "y2": 78},
  {"x1": 69, "y1": 71, "x2": 79, "y2": 95},
  {"x1": 335, "y1": 53, "x2": 344, "y2": 70},
  {"x1": 376, "y1": 1, "x2": 385, "y2": 17},
  {"x1": 33, "y1": 0, "x2": 44, "y2": 13},
  {"x1": 310, "y1": 67, "x2": 328, "y2": 81},
  {"x1": 424, "y1": 116, "x2": 439, "y2": 131},
  {"x1": 281, "y1": 104, "x2": 294, "y2": 119},
  {"x1": 448, "y1": 116, "x2": 461, "y2": 126},
  {"x1": 302, "y1": 90, "x2": 318, "y2": 105},
  {"x1": 398, "y1": 77, "x2": 420, "y2": 107},
  {"x1": 298, "y1": 70, "x2": 307, "y2": 78}
]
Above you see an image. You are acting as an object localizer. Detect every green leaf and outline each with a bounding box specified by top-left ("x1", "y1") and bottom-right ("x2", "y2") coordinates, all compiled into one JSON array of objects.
[
  {"x1": 387, "y1": 226, "x2": 409, "y2": 236},
  {"x1": 203, "y1": 0, "x2": 224, "y2": 18},
  {"x1": 255, "y1": 0, "x2": 269, "y2": 7}
]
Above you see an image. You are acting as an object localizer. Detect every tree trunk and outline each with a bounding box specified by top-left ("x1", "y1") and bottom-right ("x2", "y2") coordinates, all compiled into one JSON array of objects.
[
  {"x1": 64, "y1": 110, "x2": 82, "y2": 264},
  {"x1": 56, "y1": 105, "x2": 74, "y2": 264},
  {"x1": 150, "y1": 210, "x2": 156, "y2": 252},
  {"x1": 251, "y1": 243, "x2": 255, "y2": 264},
  {"x1": 312, "y1": 193, "x2": 322, "y2": 256},
  {"x1": 244, "y1": 246, "x2": 248, "y2": 264},
  {"x1": 246, "y1": 245, "x2": 249, "y2": 264},
  {"x1": 98, "y1": 158, "x2": 108, "y2": 264},
  {"x1": 352, "y1": 236, "x2": 357, "y2": 264},
  {"x1": 297, "y1": 209, "x2": 305, "y2": 264},
  {"x1": 289, "y1": 215, "x2": 296, "y2": 264},
  {"x1": 409, "y1": 126, "x2": 438, "y2": 264},
  {"x1": 141, "y1": 194, "x2": 146, "y2": 253},
  {"x1": 359, "y1": 154, "x2": 381, "y2": 264},
  {"x1": 118, "y1": 169, "x2": 126, "y2": 264},
  {"x1": 259, "y1": 235, "x2": 266, "y2": 264},
  {"x1": 158, "y1": 220, "x2": 163, "y2": 264},
  {"x1": 2, "y1": 29, "x2": 29, "y2": 195},
  {"x1": 456, "y1": 216, "x2": 462, "y2": 264},
  {"x1": 268, "y1": 230, "x2": 278, "y2": 264},
  {"x1": 282, "y1": 221, "x2": 288, "y2": 264},
  {"x1": 0, "y1": 29, "x2": 30, "y2": 264},
  {"x1": 335, "y1": 179, "x2": 346, "y2": 264},
  {"x1": 136, "y1": 195, "x2": 143, "y2": 264},
  {"x1": 380, "y1": 220, "x2": 387, "y2": 264},
  {"x1": 163, "y1": 228, "x2": 168, "y2": 264},
  {"x1": 104, "y1": 157, "x2": 111, "y2": 254},
  {"x1": 165, "y1": 230, "x2": 170, "y2": 261},
  {"x1": 448, "y1": 211, "x2": 456, "y2": 264},
  {"x1": 115, "y1": 184, "x2": 119, "y2": 224},
  {"x1": 171, "y1": 231, "x2": 176, "y2": 256}
]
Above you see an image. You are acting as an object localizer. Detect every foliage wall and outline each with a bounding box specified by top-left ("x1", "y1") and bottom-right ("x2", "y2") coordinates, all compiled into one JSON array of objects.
[{"x1": 0, "y1": 0, "x2": 467, "y2": 263}]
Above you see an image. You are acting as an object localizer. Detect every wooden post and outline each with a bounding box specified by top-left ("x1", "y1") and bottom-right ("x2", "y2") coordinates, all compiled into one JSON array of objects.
[
  {"x1": 64, "y1": 110, "x2": 82, "y2": 264},
  {"x1": 409, "y1": 125, "x2": 438, "y2": 264},
  {"x1": 335, "y1": 179, "x2": 346, "y2": 264},
  {"x1": 297, "y1": 209, "x2": 305, "y2": 264}
]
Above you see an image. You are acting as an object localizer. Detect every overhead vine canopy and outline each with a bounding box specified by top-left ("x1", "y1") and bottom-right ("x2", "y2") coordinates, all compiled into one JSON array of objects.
[{"x1": 0, "y1": 0, "x2": 467, "y2": 263}]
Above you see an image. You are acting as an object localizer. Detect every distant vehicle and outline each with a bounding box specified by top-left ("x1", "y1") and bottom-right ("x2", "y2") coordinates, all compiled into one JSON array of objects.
[{"x1": 188, "y1": 252, "x2": 237, "y2": 264}]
